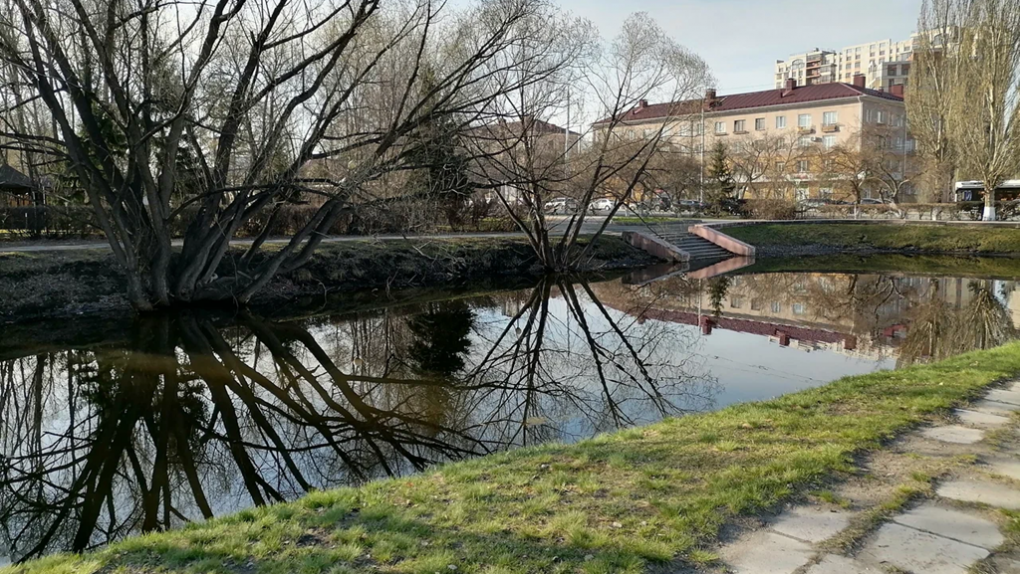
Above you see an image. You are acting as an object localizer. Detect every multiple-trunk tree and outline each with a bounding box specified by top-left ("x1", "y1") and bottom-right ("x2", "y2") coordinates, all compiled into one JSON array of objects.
[{"x1": 0, "y1": 0, "x2": 626, "y2": 310}]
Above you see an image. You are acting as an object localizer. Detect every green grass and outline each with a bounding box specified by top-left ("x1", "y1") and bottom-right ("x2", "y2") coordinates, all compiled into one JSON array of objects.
[
  {"x1": 725, "y1": 223, "x2": 1020, "y2": 255},
  {"x1": 8, "y1": 344, "x2": 1020, "y2": 574},
  {"x1": 611, "y1": 216, "x2": 686, "y2": 225}
]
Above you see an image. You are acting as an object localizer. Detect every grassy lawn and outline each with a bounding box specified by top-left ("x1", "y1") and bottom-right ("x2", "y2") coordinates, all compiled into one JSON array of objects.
[
  {"x1": 725, "y1": 223, "x2": 1020, "y2": 254},
  {"x1": 9, "y1": 343, "x2": 1020, "y2": 574},
  {"x1": 611, "y1": 216, "x2": 686, "y2": 225}
]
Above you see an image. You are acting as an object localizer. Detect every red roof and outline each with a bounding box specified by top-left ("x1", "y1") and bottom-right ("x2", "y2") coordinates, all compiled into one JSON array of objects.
[{"x1": 597, "y1": 82, "x2": 904, "y2": 125}]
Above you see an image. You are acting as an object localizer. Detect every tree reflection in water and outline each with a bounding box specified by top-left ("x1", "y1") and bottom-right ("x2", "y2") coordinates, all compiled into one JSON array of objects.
[{"x1": 0, "y1": 278, "x2": 716, "y2": 562}]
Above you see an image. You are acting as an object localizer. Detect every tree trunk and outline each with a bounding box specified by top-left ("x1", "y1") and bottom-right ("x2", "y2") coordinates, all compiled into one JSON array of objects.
[{"x1": 984, "y1": 187, "x2": 996, "y2": 222}]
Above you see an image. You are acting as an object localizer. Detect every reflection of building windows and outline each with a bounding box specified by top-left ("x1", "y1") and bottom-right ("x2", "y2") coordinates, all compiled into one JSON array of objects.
[
  {"x1": 819, "y1": 188, "x2": 833, "y2": 199},
  {"x1": 730, "y1": 298, "x2": 743, "y2": 309},
  {"x1": 751, "y1": 299, "x2": 763, "y2": 311},
  {"x1": 771, "y1": 302, "x2": 782, "y2": 313},
  {"x1": 793, "y1": 303, "x2": 807, "y2": 315},
  {"x1": 796, "y1": 188, "x2": 809, "y2": 201}
]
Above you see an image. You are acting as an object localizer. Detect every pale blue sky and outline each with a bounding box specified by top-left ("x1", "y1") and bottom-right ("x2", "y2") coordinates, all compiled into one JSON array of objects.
[{"x1": 552, "y1": 0, "x2": 923, "y2": 93}]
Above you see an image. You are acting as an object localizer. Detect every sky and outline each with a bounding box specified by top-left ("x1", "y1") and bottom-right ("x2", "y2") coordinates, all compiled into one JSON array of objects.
[{"x1": 552, "y1": 0, "x2": 924, "y2": 94}]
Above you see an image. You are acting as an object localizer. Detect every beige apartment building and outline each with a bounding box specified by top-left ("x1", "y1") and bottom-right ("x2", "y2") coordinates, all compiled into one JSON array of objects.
[
  {"x1": 775, "y1": 35, "x2": 917, "y2": 90},
  {"x1": 597, "y1": 77, "x2": 912, "y2": 202}
]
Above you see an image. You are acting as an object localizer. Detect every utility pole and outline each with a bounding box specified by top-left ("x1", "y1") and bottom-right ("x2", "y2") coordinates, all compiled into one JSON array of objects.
[{"x1": 700, "y1": 106, "x2": 706, "y2": 203}]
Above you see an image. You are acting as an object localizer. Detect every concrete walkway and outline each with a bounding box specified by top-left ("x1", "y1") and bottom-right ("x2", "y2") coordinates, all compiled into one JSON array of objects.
[{"x1": 716, "y1": 381, "x2": 1020, "y2": 574}]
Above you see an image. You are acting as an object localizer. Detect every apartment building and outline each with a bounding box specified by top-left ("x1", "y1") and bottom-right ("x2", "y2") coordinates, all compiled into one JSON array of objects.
[
  {"x1": 775, "y1": 35, "x2": 917, "y2": 90},
  {"x1": 594, "y1": 76, "x2": 911, "y2": 202}
]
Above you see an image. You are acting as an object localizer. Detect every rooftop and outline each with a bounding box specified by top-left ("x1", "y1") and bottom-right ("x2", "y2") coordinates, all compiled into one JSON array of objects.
[{"x1": 597, "y1": 82, "x2": 904, "y2": 125}]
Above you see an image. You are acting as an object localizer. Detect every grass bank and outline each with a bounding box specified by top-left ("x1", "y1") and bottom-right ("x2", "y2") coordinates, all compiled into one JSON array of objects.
[
  {"x1": 0, "y1": 236, "x2": 654, "y2": 323},
  {"x1": 10, "y1": 343, "x2": 1020, "y2": 574},
  {"x1": 725, "y1": 223, "x2": 1020, "y2": 256}
]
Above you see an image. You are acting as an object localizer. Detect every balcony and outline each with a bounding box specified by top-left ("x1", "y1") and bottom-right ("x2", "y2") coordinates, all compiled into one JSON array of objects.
[
  {"x1": 821, "y1": 124, "x2": 840, "y2": 133},
  {"x1": 798, "y1": 126, "x2": 815, "y2": 135}
]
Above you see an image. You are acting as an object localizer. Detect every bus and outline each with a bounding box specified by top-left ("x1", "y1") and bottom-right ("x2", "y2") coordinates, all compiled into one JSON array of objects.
[{"x1": 954, "y1": 180, "x2": 1020, "y2": 202}]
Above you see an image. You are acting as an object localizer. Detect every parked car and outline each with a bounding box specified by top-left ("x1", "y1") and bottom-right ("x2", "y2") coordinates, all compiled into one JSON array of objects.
[
  {"x1": 676, "y1": 199, "x2": 708, "y2": 212},
  {"x1": 588, "y1": 198, "x2": 615, "y2": 213},
  {"x1": 543, "y1": 197, "x2": 579, "y2": 214}
]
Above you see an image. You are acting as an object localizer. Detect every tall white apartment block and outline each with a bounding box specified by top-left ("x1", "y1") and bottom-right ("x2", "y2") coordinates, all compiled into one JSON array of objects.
[{"x1": 775, "y1": 35, "x2": 917, "y2": 90}]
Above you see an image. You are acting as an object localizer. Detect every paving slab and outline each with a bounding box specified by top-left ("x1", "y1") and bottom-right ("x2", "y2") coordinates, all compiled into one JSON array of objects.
[
  {"x1": 770, "y1": 506, "x2": 852, "y2": 544},
  {"x1": 921, "y1": 425, "x2": 985, "y2": 445},
  {"x1": 969, "y1": 399, "x2": 1020, "y2": 417},
  {"x1": 804, "y1": 554, "x2": 877, "y2": 574},
  {"x1": 955, "y1": 408, "x2": 1011, "y2": 428},
  {"x1": 858, "y1": 522, "x2": 989, "y2": 574},
  {"x1": 717, "y1": 531, "x2": 813, "y2": 574},
  {"x1": 987, "y1": 458, "x2": 1020, "y2": 481},
  {"x1": 891, "y1": 503, "x2": 1003, "y2": 549},
  {"x1": 985, "y1": 389, "x2": 1020, "y2": 406},
  {"x1": 938, "y1": 479, "x2": 1020, "y2": 509}
]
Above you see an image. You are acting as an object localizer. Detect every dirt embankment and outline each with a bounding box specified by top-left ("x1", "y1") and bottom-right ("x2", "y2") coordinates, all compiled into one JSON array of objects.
[{"x1": 0, "y1": 237, "x2": 657, "y2": 324}]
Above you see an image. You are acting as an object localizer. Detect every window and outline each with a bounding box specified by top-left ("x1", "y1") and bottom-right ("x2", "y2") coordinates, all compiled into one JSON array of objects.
[
  {"x1": 822, "y1": 111, "x2": 838, "y2": 125},
  {"x1": 792, "y1": 303, "x2": 806, "y2": 315},
  {"x1": 797, "y1": 159, "x2": 810, "y2": 172},
  {"x1": 715, "y1": 121, "x2": 726, "y2": 134},
  {"x1": 823, "y1": 135, "x2": 836, "y2": 149},
  {"x1": 877, "y1": 110, "x2": 887, "y2": 124},
  {"x1": 776, "y1": 116, "x2": 787, "y2": 129},
  {"x1": 796, "y1": 188, "x2": 809, "y2": 201},
  {"x1": 775, "y1": 161, "x2": 786, "y2": 172},
  {"x1": 730, "y1": 298, "x2": 743, "y2": 309},
  {"x1": 798, "y1": 114, "x2": 812, "y2": 128},
  {"x1": 751, "y1": 299, "x2": 763, "y2": 311},
  {"x1": 734, "y1": 119, "x2": 746, "y2": 133},
  {"x1": 819, "y1": 187, "x2": 833, "y2": 199},
  {"x1": 798, "y1": 136, "x2": 813, "y2": 148},
  {"x1": 887, "y1": 64, "x2": 898, "y2": 76},
  {"x1": 679, "y1": 123, "x2": 692, "y2": 137},
  {"x1": 771, "y1": 302, "x2": 782, "y2": 313},
  {"x1": 901, "y1": 63, "x2": 911, "y2": 75},
  {"x1": 755, "y1": 117, "x2": 766, "y2": 131}
]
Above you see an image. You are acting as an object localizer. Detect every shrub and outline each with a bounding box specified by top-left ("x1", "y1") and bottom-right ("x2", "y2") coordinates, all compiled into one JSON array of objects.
[{"x1": 743, "y1": 199, "x2": 798, "y2": 220}]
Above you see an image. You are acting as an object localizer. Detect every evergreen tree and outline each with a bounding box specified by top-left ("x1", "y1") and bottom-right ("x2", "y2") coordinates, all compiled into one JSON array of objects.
[{"x1": 705, "y1": 142, "x2": 736, "y2": 209}]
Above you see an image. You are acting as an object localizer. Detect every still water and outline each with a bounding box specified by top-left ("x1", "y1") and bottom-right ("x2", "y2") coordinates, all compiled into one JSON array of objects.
[{"x1": 2, "y1": 262, "x2": 1019, "y2": 562}]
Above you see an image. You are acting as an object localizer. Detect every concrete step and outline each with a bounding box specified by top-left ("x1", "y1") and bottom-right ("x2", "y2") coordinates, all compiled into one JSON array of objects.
[{"x1": 656, "y1": 232, "x2": 737, "y2": 260}]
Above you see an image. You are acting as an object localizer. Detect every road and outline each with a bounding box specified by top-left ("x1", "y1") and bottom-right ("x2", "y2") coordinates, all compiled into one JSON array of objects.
[{"x1": 0, "y1": 215, "x2": 696, "y2": 253}]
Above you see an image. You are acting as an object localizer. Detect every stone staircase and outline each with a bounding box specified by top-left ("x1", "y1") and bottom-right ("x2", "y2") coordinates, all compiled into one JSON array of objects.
[{"x1": 650, "y1": 223, "x2": 734, "y2": 261}]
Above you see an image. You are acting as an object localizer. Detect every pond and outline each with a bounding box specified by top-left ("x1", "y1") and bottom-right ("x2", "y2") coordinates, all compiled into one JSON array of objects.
[{"x1": 2, "y1": 258, "x2": 1019, "y2": 563}]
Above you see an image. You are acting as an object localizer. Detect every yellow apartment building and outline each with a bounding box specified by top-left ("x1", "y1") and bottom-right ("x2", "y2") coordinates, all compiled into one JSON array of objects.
[{"x1": 595, "y1": 76, "x2": 914, "y2": 202}]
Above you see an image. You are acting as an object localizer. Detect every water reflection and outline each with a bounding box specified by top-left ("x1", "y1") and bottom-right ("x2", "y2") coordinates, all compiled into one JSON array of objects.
[
  {"x1": 0, "y1": 278, "x2": 715, "y2": 561},
  {"x1": 3, "y1": 266, "x2": 1019, "y2": 562}
]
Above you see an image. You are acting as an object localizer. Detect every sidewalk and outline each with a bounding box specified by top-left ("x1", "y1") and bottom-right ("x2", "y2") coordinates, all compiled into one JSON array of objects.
[{"x1": 715, "y1": 382, "x2": 1020, "y2": 574}]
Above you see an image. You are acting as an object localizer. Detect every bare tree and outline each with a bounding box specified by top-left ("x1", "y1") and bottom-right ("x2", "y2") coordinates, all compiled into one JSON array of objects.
[
  {"x1": 0, "y1": 0, "x2": 576, "y2": 309},
  {"x1": 948, "y1": 0, "x2": 1020, "y2": 220},
  {"x1": 467, "y1": 12, "x2": 711, "y2": 271},
  {"x1": 908, "y1": 0, "x2": 967, "y2": 202}
]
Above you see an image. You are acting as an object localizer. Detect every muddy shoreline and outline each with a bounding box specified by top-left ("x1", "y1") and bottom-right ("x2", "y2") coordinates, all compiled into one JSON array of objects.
[{"x1": 0, "y1": 236, "x2": 658, "y2": 326}]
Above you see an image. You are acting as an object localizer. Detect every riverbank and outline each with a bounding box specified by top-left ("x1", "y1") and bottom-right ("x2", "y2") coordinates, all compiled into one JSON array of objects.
[
  {"x1": 0, "y1": 236, "x2": 656, "y2": 324},
  {"x1": 722, "y1": 222, "x2": 1020, "y2": 258},
  {"x1": 8, "y1": 343, "x2": 1020, "y2": 574}
]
